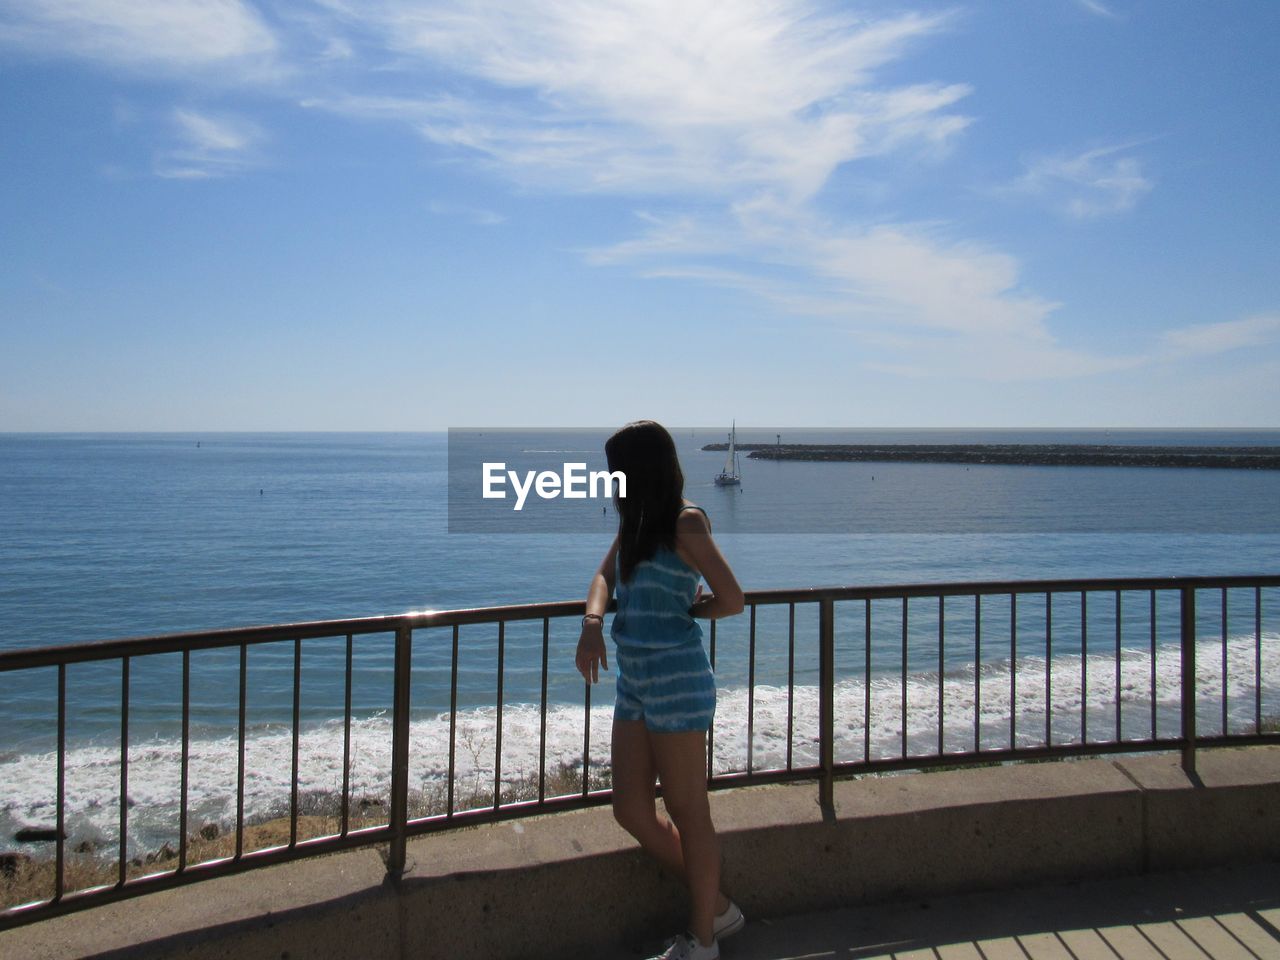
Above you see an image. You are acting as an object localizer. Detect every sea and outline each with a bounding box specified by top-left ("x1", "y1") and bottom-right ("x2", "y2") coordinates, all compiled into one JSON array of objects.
[{"x1": 1, "y1": 430, "x2": 1278, "y2": 855}]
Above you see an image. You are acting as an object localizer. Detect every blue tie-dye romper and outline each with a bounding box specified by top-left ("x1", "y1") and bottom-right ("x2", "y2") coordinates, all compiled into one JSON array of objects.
[{"x1": 611, "y1": 508, "x2": 716, "y2": 734}]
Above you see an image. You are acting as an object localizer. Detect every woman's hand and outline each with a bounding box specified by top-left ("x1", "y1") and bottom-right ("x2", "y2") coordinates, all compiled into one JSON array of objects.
[
  {"x1": 575, "y1": 621, "x2": 608, "y2": 684},
  {"x1": 688, "y1": 583, "x2": 707, "y2": 617},
  {"x1": 577, "y1": 537, "x2": 617, "y2": 683}
]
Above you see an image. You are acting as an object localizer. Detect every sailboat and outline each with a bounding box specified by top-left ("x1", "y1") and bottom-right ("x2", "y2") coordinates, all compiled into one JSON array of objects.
[{"x1": 714, "y1": 421, "x2": 742, "y2": 486}]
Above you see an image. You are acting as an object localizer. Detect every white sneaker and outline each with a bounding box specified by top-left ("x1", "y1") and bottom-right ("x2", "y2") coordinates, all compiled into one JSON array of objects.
[
  {"x1": 648, "y1": 932, "x2": 719, "y2": 960},
  {"x1": 713, "y1": 900, "x2": 745, "y2": 940}
]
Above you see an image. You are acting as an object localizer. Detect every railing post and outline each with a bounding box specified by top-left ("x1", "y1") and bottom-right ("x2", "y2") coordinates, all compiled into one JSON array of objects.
[
  {"x1": 388, "y1": 621, "x2": 412, "y2": 876},
  {"x1": 819, "y1": 598, "x2": 835, "y2": 815},
  {"x1": 1180, "y1": 586, "x2": 1197, "y2": 776}
]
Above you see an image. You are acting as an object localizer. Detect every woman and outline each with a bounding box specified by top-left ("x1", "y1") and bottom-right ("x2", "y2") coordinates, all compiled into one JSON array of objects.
[{"x1": 575, "y1": 421, "x2": 746, "y2": 960}]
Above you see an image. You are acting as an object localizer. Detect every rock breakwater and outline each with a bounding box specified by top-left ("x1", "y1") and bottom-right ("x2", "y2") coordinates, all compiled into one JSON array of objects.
[{"x1": 700, "y1": 443, "x2": 1280, "y2": 469}]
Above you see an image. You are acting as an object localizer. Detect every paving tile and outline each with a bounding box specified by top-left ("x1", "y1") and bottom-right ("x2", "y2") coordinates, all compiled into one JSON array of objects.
[
  {"x1": 604, "y1": 864, "x2": 1280, "y2": 960},
  {"x1": 1136, "y1": 921, "x2": 1212, "y2": 960},
  {"x1": 1176, "y1": 916, "x2": 1259, "y2": 960},
  {"x1": 973, "y1": 938, "x2": 1031, "y2": 960},
  {"x1": 1214, "y1": 912, "x2": 1280, "y2": 960},
  {"x1": 1095, "y1": 925, "x2": 1169, "y2": 960},
  {"x1": 1059, "y1": 928, "x2": 1123, "y2": 960},
  {"x1": 1255, "y1": 909, "x2": 1280, "y2": 949},
  {"x1": 1013, "y1": 933, "x2": 1075, "y2": 960},
  {"x1": 936, "y1": 943, "x2": 985, "y2": 960},
  {"x1": 887, "y1": 948, "x2": 937, "y2": 960}
]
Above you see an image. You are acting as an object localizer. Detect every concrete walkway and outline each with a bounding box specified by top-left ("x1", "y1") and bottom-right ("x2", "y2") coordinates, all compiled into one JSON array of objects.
[
  {"x1": 4, "y1": 748, "x2": 1277, "y2": 959},
  {"x1": 604, "y1": 862, "x2": 1280, "y2": 960}
]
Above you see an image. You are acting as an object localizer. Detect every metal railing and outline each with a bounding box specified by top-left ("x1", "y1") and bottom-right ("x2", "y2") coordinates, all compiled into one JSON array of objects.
[{"x1": 1, "y1": 574, "x2": 1277, "y2": 928}]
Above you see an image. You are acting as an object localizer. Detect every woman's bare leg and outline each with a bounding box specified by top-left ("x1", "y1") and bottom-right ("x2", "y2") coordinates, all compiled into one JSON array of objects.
[
  {"x1": 611, "y1": 719, "x2": 730, "y2": 921},
  {"x1": 651, "y1": 729, "x2": 719, "y2": 947},
  {"x1": 611, "y1": 718, "x2": 684, "y2": 874}
]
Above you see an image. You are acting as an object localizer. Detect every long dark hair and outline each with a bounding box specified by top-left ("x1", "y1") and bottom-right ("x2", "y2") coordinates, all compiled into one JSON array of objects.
[{"x1": 605, "y1": 420, "x2": 685, "y2": 583}]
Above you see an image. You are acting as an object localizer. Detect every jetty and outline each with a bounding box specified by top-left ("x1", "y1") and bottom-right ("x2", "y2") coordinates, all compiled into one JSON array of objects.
[{"x1": 700, "y1": 442, "x2": 1280, "y2": 469}]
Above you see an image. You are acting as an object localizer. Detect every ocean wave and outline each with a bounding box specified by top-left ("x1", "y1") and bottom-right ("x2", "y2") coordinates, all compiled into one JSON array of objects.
[{"x1": 1, "y1": 633, "x2": 1275, "y2": 855}]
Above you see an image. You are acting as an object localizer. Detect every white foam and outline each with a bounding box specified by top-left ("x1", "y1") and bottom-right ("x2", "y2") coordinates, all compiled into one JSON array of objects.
[{"x1": 2, "y1": 633, "x2": 1275, "y2": 855}]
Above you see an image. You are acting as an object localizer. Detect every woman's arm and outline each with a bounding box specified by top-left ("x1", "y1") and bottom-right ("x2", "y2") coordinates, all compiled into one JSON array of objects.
[
  {"x1": 676, "y1": 509, "x2": 745, "y2": 620},
  {"x1": 575, "y1": 536, "x2": 618, "y2": 683}
]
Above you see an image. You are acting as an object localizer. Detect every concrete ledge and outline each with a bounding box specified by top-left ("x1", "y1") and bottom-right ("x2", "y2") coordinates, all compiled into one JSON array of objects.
[
  {"x1": 1114, "y1": 749, "x2": 1280, "y2": 870},
  {"x1": 4, "y1": 745, "x2": 1279, "y2": 960}
]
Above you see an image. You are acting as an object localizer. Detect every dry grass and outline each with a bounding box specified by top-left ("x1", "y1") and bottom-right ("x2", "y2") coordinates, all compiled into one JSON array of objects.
[{"x1": 1, "y1": 762, "x2": 609, "y2": 912}]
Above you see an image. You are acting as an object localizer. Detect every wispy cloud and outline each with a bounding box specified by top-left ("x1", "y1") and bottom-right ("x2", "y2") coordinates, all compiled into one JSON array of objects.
[
  {"x1": 426, "y1": 200, "x2": 506, "y2": 226},
  {"x1": 1160, "y1": 313, "x2": 1280, "y2": 360},
  {"x1": 1075, "y1": 0, "x2": 1119, "y2": 20},
  {"x1": 302, "y1": 0, "x2": 1167, "y2": 383},
  {"x1": 0, "y1": 0, "x2": 277, "y2": 73},
  {"x1": 3, "y1": 1, "x2": 1201, "y2": 385},
  {"x1": 318, "y1": 36, "x2": 354, "y2": 62},
  {"x1": 591, "y1": 200, "x2": 1143, "y2": 381},
  {"x1": 310, "y1": 1, "x2": 970, "y2": 201},
  {"x1": 307, "y1": 3, "x2": 1123, "y2": 381},
  {"x1": 155, "y1": 108, "x2": 263, "y2": 179},
  {"x1": 999, "y1": 142, "x2": 1153, "y2": 219}
]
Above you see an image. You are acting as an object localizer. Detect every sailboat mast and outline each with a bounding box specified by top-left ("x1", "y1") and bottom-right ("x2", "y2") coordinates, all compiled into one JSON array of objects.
[{"x1": 714, "y1": 420, "x2": 743, "y2": 485}]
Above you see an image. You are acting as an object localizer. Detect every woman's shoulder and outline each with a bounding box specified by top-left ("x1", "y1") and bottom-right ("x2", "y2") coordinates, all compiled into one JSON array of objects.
[{"x1": 676, "y1": 501, "x2": 710, "y2": 533}]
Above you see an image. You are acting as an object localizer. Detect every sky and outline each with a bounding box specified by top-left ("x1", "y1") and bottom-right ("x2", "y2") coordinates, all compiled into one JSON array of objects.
[{"x1": 1, "y1": 0, "x2": 1278, "y2": 430}]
